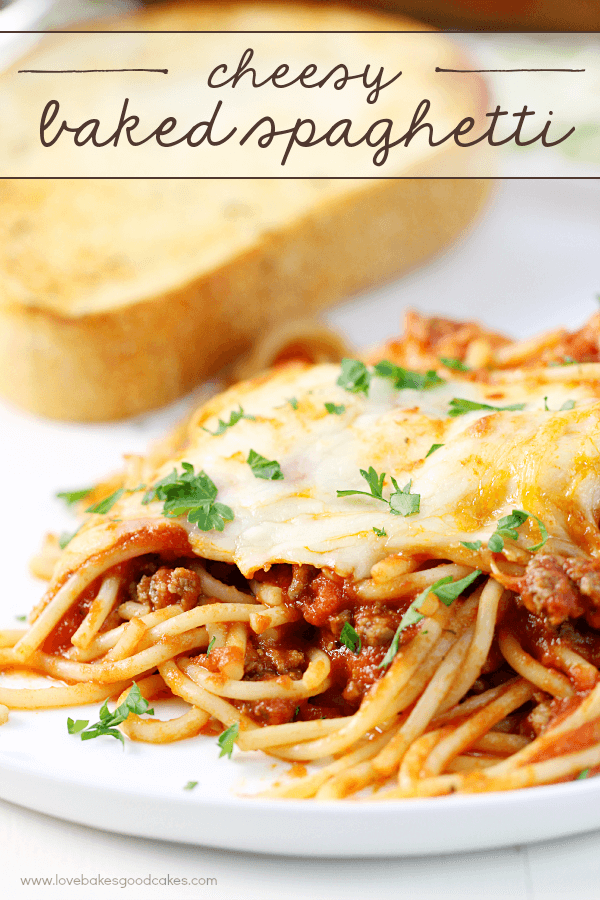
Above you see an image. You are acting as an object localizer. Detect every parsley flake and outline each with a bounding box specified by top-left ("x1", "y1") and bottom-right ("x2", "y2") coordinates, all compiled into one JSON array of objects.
[
  {"x1": 337, "y1": 359, "x2": 371, "y2": 396},
  {"x1": 59, "y1": 526, "x2": 81, "y2": 550},
  {"x1": 56, "y1": 487, "x2": 93, "y2": 506},
  {"x1": 548, "y1": 356, "x2": 577, "y2": 366},
  {"x1": 448, "y1": 398, "x2": 526, "y2": 417},
  {"x1": 439, "y1": 357, "x2": 470, "y2": 372},
  {"x1": 325, "y1": 402, "x2": 346, "y2": 415},
  {"x1": 287, "y1": 397, "x2": 299, "y2": 410},
  {"x1": 67, "y1": 718, "x2": 89, "y2": 735},
  {"x1": 488, "y1": 509, "x2": 548, "y2": 553},
  {"x1": 67, "y1": 683, "x2": 154, "y2": 746},
  {"x1": 338, "y1": 469, "x2": 420, "y2": 518},
  {"x1": 426, "y1": 443, "x2": 444, "y2": 458},
  {"x1": 217, "y1": 722, "x2": 239, "y2": 759},
  {"x1": 488, "y1": 533, "x2": 504, "y2": 553},
  {"x1": 207, "y1": 636, "x2": 216, "y2": 654},
  {"x1": 184, "y1": 781, "x2": 198, "y2": 790},
  {"x1": 337, "y1": 466, "x2": 385, "y2": 503},
  {"x1": 461, "y1": 540, "x2": 482, "y2": 551},
  {"x1": 433, "y1": 570, "x2": 482, "y2": 605},
  {"x1": 378, "y1": 625, "x2": 403, "y2": 670},
  {"x1": 14, "y1": 614, "x2": 27, "y2": 623},
  {"x1": 340, "y1": 622, "x2": 361, "y2": 654},
  {"x1": 86, "y1": 488, "x2": 125, "y2": 516},
  {"x1": 373, "y1": 526, "x2": 387, "y2": 537},
  {"x1": 576, "y1": 768, "x2": 590, "y2": 780},
  {"x1": 397, "y1": 580, "x2": 448, "y2": 635},
  {"x1": 247, "y1": 449, "x2": 284, "y2": 481},
  {"x1": 379, "y1": 570, "x2": 481, "y2": 669},
  {"x1": 374, "y1": 360, "x2": 445, "y2": 391},
  {"x1": 545, "y1": 397, "x2": 575, "y2": 412},
  {"x1": 389, "y1": 478, "x2": 420, "y2": 517},
  {"x1": 142, "y1": 462, "x2": 233, "y2": 532},
  {"x1": 202, "y1": 405, "x2": 255, "y2": 436}
]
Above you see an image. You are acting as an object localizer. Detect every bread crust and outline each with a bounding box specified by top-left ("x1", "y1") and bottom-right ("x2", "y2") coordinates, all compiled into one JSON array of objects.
[{"x1": 0, "y1": 2, "x2": 491, "y2": 421}]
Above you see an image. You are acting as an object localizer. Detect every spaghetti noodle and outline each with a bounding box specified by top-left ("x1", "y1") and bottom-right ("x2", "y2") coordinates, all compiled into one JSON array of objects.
[{"x1": 4, "y1": 309, "x2": 600, "y2": 800}]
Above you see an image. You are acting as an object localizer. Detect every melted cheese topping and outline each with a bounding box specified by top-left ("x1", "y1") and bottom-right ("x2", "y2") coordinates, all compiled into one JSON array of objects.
[{"x1": 74, "y1": 361, "x2": 600, "y2": 581}]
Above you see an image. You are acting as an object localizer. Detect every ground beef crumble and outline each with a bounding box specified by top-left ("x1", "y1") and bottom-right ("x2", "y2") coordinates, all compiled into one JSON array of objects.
[
  {"x1": 136, "y1": 566, "x2": 202, "y2": 611},
  {"x1": 520, "y1": 554, "x2": 600, "y2": 628}
]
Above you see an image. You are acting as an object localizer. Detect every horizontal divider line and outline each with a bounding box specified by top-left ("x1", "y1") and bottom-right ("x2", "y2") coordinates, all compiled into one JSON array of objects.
[
  {"x1": 18, "y1": 68, "x2": 168, "y2": 74},
  {"x1": 8, "y1": 30, "x2": 600, "y2": 34},
  {"x1": 0, "y1": 176, "x2": 596, "y2": 181},
  {"x1": 435, "y1": 66, "x2": 586, "y2": 73}
]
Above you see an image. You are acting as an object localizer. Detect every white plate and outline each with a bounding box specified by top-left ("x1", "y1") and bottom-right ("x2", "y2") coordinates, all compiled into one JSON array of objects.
[
  {"x1": 1, "y1": 176, "x2": 600, "y2": 856},
  {"x1": 1, "y1": 729, "x2": 600, "y2": 857}
]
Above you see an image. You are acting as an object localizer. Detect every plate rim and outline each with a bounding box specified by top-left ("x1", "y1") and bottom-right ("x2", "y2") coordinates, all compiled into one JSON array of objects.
[{"x1": 1, "y1": 749, "x2": 600, "y2": 856}]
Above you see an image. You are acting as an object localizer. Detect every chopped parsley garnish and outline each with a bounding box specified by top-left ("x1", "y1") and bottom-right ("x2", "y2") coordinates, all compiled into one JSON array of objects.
[
  {"x1": 67, "y1": 719, "x2": 89, "y2": 735},
  {"x1": 202, "y1": 405, "x2": 255, "y2": 436},
  {"x1": 142, "y1": 462, "x2": 233, "y2": 532},
  {"x1": 340, "y1": 622, "x2": 361, "y2": 654},
  {"x1": 287, "y1": 397, "x2": 299, "y2": 410},
  {"x1": 433, "y1": 570, "x2": 482, "y2": 605},
  {"x1": 576, "y1": 768, "x2": 590, "y2": 780},
  {"x1": 388, "y1": 478, "x2": 421, "y2": 517},
  {"x1": 373, "y1": 360, "x2": 445, "y2": 391},
  {"x1": 337, "y1": 468, "x2": 420, "y2": 518},
  {"x1": 59, "y1": 526, "x2": 81, "y2": 550},
  {"x1": 379, "y1": 570, "x2": 481, "y2": 669},
  {"x1": 86, "y1": 488, "x2": 125, "y2": 516},
  {"x1": 425, "y1": 443, "x2": 444, "y2": 458},
  {"x1": 247, "y1": 449, "x2": 284, "y2": 481},
  {"x1": 337, "y1": 358, "x2": 371, "y2": 396},
  {"x1": 325, "y1": 402, "x2": 346, "y2": 415},
  {"x1": 207, "y1": 636, "x2": 216, "y2": 654},
  {"x1": 142, "y1": 470, "x2": 180, "y2": 504},
  {"x1": 461, "y1": 540, "x2": 482, "y2": 551},
  {"x1": 373, "y1": 526, "x2": 387, "y2": 537},
  {"x1": 184, "y1": 781, "x2": 198, "y2": 790},
  {"x1": 439, "y1": 357, "x2": 470, "y2": 372},
  {"x1": 67, "y1": 683, "x2": 154, "y2": 746},
  {"x1": 56, "y1": 487, "x2": 92, "y2": 506},
  {"x1": 448, "y1": 398, "x2": 526, "y2": 418},
  {"x1": 14, "y1": 614, "x2": 27, "y2": 623},
  {"x1": 338, "y1": 466, "x2": 385, "y2": 502},
  {"x1": 488, "y1": 509, "x2": 548, "y2": 554},
  {"x1": 545, "y1": 397, "x2": 575, "y2": 412},
  {"x1": 294, "y1": 705, "x2": 300, "y2": 719},
  {"x1": 488, "y1": 534, "x2": 506, "y2": 553},
  {"x1": 337, "y1": 358, "x2": 445, "y2": 398},
  {"x1": 378, "y1": 625, "x2": 403, "y2": 671},
  {"x1": 548, "y1": 356, "x2": 576, "y2": 367},
  {"x1": 217, "y1": 722, "x2": 239, "y2": 759}
]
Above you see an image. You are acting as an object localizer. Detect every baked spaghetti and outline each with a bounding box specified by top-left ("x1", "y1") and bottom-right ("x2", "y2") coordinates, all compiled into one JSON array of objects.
[{"x1": 3, "y1": 309, "x2": 600, "y2": 800}]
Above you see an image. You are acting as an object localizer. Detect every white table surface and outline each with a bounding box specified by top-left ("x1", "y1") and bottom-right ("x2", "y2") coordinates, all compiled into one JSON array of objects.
[
  {"x1": 3, "y1": 796, "x2": 600, "y2": 900},
  {"x1": 1, "y1": 17, "x2": 600, "y2": 898}
]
